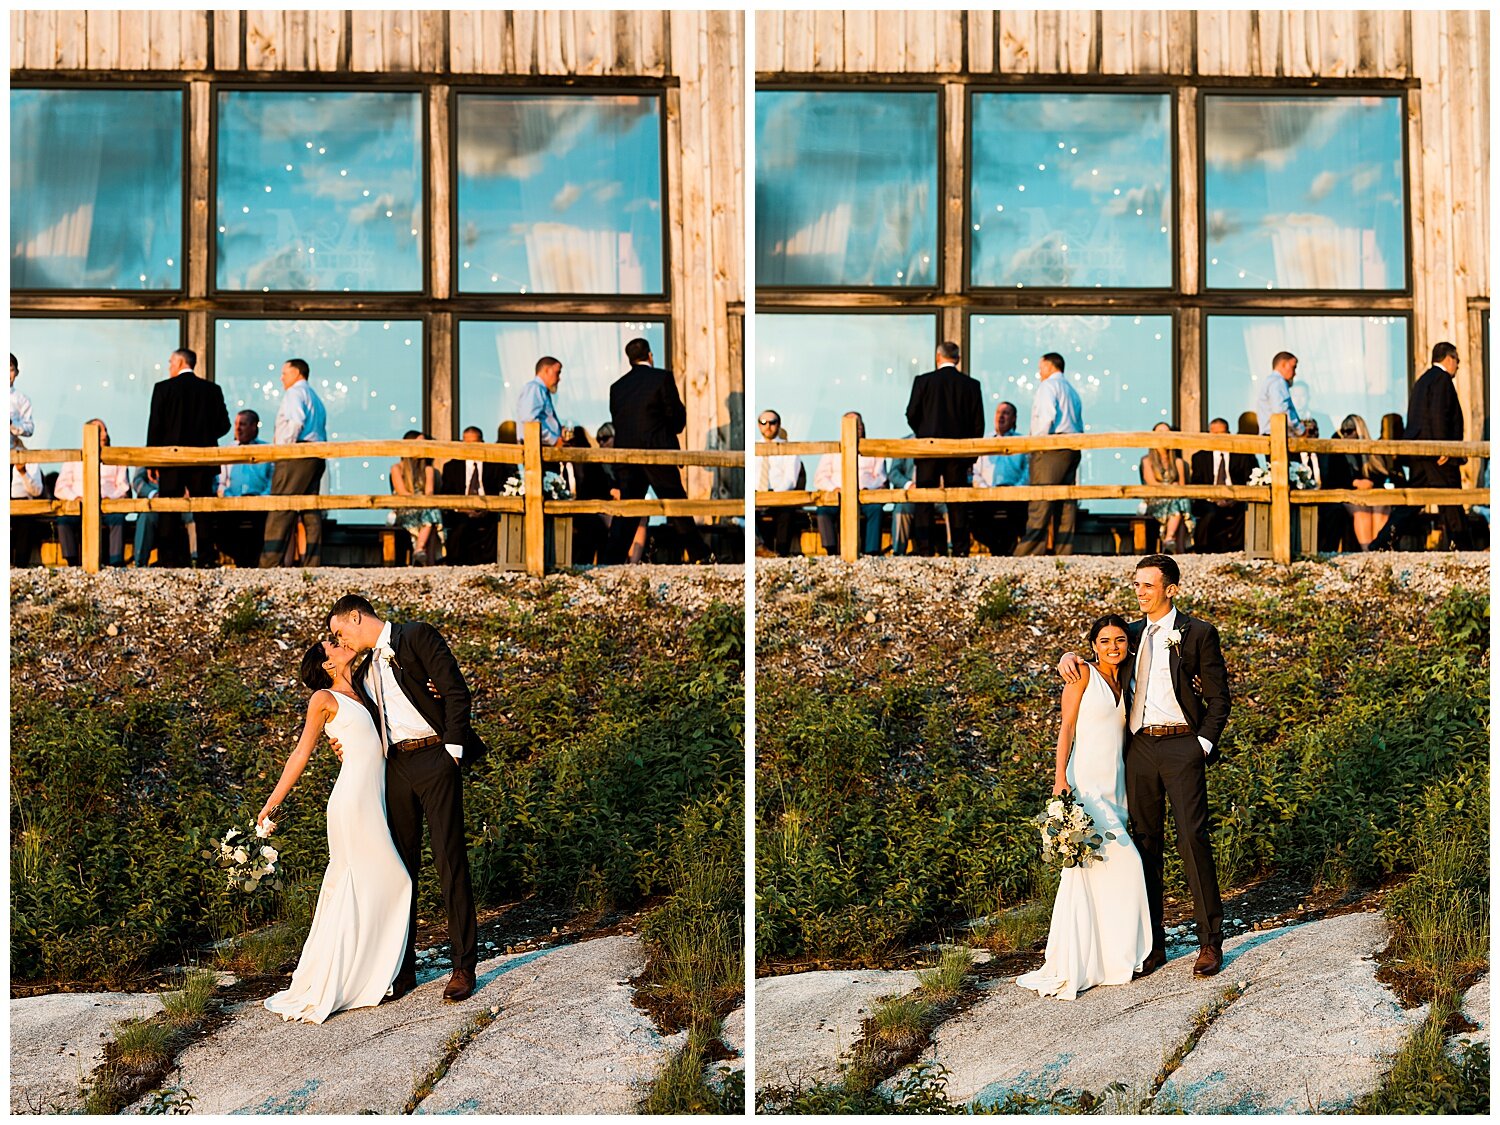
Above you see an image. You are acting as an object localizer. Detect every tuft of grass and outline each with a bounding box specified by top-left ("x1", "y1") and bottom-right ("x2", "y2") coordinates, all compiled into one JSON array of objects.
[
  {"x1": 867, "y1": 995, "x2": 936, "y2": 1050},
  {"x1": 215, "y1": 921, "x2": 308, "y2": 976},
  {"x1": 973, "y1": 903, "x2": 1051, "y2": 953},
  {"x1": 1357, "y1": 992, "x2": 1489, "y2": 1114},
  {"x1": 639, "y1": 1022, "x2": 744, "y2": 1114},
  {"x1": 220, "y1": 589, "x2": 269, "y2": 637},
  {"x1": 915, "y1": 947, "x2": 971, "y2": 1002},
  {"x1": 161, "y1": 968, "x2": 217, "y2": 1026},
  {"x1": 110, "y1": 1018, "x2": 175, "y2": 1070},
  {"x1": 974, "y1": 580, "x2": 1019, "y2": 627}
]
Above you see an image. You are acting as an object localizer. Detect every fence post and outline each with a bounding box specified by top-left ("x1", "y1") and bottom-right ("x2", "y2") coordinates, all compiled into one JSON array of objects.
[
  {"x1": 522, "y1": 420, "x2": 545, "y2": 577},
  {"x1": 81, "y1": 420, "x2": 103, "y2": 574},
  {"x1": 1269, "y1": 412, "x2": 1291, "y2": 565},
  {"x1": 840, "y1": 412, "x2": 860, "y2": 561}
]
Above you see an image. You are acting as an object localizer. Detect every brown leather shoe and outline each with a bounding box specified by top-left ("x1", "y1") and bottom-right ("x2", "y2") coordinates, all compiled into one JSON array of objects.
[
  {"x1": 1193, "y1": 944, "x2": 1223, "y2": 977},
  {"x1": 1135, "y1": 948, "x2": 1167, "y2": 979},
  {"x1": 442, "y1": 968, "x2": 476, "y2": 1002},
  {"x1": 383, "y1": 973, "x2": 417, "y2": 1004}
]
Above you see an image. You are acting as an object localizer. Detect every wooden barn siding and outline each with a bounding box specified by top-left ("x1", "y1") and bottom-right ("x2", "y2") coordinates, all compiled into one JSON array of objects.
[
  {"x1": 753, "y1": 9, "x2": 1490, "y2": 447},
  {"x1": 10, "y1": 8, "x2": 745, "y2": 479}
]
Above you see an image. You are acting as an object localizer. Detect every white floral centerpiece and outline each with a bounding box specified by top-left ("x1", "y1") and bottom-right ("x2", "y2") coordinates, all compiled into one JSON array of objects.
[
  {"x1": 500, "y1": 470, "x2": 573, "y2": 500},
  {"x1": 1033, "y1": 789, "x2": 1114, "y2": 869},
  {"x1": 204, "y1": 821, "x2": 282, "y2": 894},
  {"x1": 1247, "y1": 464, "x2": 1315, "y2": 490}
]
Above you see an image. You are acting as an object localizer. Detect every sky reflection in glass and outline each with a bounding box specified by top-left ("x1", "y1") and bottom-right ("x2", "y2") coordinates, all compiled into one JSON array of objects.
[
  {"x1": 458, "y1": 320, "x2": 667, "y2": 441},
  {"x1": 971, "y1": 314, "x2": 1174, "y2": 513},
  {"x1": 754, "y1": 313, "x2": 937, "y2": 443},
  {"x1": 11, "y1": 90, "x2": 182, "y2": 291},
  {"x1": 1206, "y1": 315, "x2": 1409, "y2": 437},
  {"x1": 1205, "y1": 95, "x2": 1406, "y2": 290},
  {"x1": 971, "y1": 93, "x2": 1172, "y2": 289},
  {"x1": 215, "y1": 319, "x2": 423, "y2": 523},
  {"x1": 757, "y1": 91, "x2": 938, "y2": 288},
  {"x1": 9, "y1": 318, "x2": 183, "y2": 449},
  {"x1": 456, "y1": 95, "x2": 664, "y2": 295},
  {"x1": 216, "y1": 92, "x2": 423, "y2": 292}
]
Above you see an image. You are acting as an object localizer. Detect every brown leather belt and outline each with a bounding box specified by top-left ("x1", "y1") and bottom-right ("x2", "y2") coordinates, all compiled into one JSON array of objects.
[
  {"x1": 1140, "y1": 723, "x2": 1193, "y2": 737},
  {"x1": 392, "y1": 735, "x2": 443, "y2": 753}
]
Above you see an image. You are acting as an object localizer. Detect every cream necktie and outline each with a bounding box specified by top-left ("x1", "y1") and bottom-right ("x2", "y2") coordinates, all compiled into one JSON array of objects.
[
  {"x1": 368, "y1": 656, "x2": 389, "y2": 757},
  {"x1": 1129, "y1": 624, "x2": 1160, "y2": 732}
]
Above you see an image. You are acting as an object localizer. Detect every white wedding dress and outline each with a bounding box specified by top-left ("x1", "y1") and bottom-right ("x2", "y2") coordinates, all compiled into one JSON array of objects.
[
  {"x1": 1016, "y1": 665, "x2": 1152, "y2": 1001},
  {"x1": 264, "y1": 692, "x2": 412, "y2": 1024}
]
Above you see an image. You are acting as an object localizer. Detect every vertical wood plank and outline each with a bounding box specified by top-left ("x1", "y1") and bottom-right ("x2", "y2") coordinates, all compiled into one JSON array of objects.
[
  {"x1": 998, "y1": 10, "x2": 1036, "y2": 74},
  {"x1": 1063, "y1": 8, "x2": 1094, "y2": 74},
  {"x1": 511, "y1": 9, "x2": 537, "y2": 75},
  {"x1": 754, "y1": 10, "x2": 781, "y2": 73},
  {"x1": 1269, "y1": 413, "x2": 1291, "y2": 564},
  {"x1": 936, "y1": 10, "x2": 964, "y2": 74},
  {"x1": 1176, "y1": 87, "x2": 1199, "y2": 297},
  {"x1": 522, "y1": 421, "x2": 545, "y2": 576},
  {"x1": 843, "y1": 9, "x2": 874, "y2": 73},
  {"x1": 812, "y1": 10, "x2": 843, "y2": 72},
  {"x1": 942, "y1": 82, "x2": 965, "y2": 309},
  {"x1": 669, "y1": 10, "x2": 710, "y2": 475},
  {"x1": 1178, "y1": 308, "x2": 1203, "y2": 432},
  {"x1": 188, "y1": 81, "x2": 212, "y2": 301},
  {"x1": 428, "y1": 85, "x2": 451, "y2": 300},
  {"x1": 1354, "y1": 9, "x2": 1380, "y2": 77},
  {"x1": 1165, "y1": 9, "x2": 1195, "y2": 75},
  {"x1": 839, "y1": 412, "x2": 859, "y2": 560},
  {"x1": 635, "y1": 9, "x2": 666, "y2": 75},
  {"x1": 213, "y1": 9, "x2": 241, "y2": 71},
  {"x1": 1197, "y1": 9, "x2": 1225, "y2": 76},
  {"x1": 81, "y1": 421, "x2": 102, "y2": 575},
  {"x1": 536, "y1": 10, "x2": 567, "y2": 74},
  {"x1": 57, "y1": 10, "x2": 88, "y2": 69},
  {"x1": 282, "y1": 8, "x2": 309, "y2": 70},
  {"x1": 1255, "y1": 9, "x2": 1283, "y2": 78},
  {"x1": 608, "y1": 9, "x2": 635, "y2": 76},
  {"x1": 116, "y1": 9, "x2": 149, "y2": 69},
  {"x1": 874, "y1": 10, "x2": 905, "y2": 73},
  {"x1": 348, "y1": 10, "x2": 381, "y2": 72},
  {"x1": 1383, "y1": 10, "x2": 1411, "y2": 78},
  {"x1": 1033, "y1": 9, "x2": 1062, "y2": 73},
  {"x1": 428, "y1": 314, "x2": 454, "y2": 440},
  {"x1": 479, "y1": 10, "x2": 508, "y2": 75},
  {"x1": 1319, "y1": 9, "x2": 1353, "y2": 77},
  {"x1": 968, "y1": 10, "x2": 996, "y2": 74},
  {"x1": 24, "y1": 10, "x2": 57, "y2": 69},
  {"x1": 449, "y1": 10, "x2": 475, "y2": 74},
  {"x1": 782, "y1": 10, "x2": 813, "y2": 72},
  {"x1": 418, "y1": 9, "x2": 445, "y2": 72},
  {"x1": 1100, "y1": 10, "x2": 1134, "y2": 74},
  {"x1": 904, "y1": 9, "x2": 937, "y2": 74},
  {"x1": 575, "y1": 9, "x2": 607, "y2": 75},
  {"x1": 180, "y1": 10, "x2": 209, "y2": 70},
  {"x1": 11, "y1": 12, "x2": 26, "y2": 69},
  {"x1": 386, "y1": 9, "x2": 418, "y2": 71},
  {"x1": 86, "y1": 9, "x2": 118, "y2": 69},
  {"x1": 244, "y1": 11, "x2": 279, "y2": 71},
  {"x1": 311, "y1": 9, "x2": 342, "y2": 72}
]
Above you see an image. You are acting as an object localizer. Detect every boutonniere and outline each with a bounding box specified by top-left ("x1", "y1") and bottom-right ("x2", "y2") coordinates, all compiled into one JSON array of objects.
[{"x1": 1165, "y1": 627, "x2": 1184, "y2": 651}]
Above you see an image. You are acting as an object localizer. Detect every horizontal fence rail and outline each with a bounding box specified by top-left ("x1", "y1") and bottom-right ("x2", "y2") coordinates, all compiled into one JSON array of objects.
[
  {"x1": 754, "y1": 413, "x2": 1489, "y2": 564},
  {"x1": 11, "y1": 421, "x2": 744, "y2": 576}
]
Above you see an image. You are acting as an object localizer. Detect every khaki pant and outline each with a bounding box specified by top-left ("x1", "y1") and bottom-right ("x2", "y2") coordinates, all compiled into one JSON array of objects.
[
  {"x1": 258, "y1": 456, "x2": 325, "y2": 567},
  {"x1": 1014, "y1": 449, "x2": 1081, "y2": 556}
]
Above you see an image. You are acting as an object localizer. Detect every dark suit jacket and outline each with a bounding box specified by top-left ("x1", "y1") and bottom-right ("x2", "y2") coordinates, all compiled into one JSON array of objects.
[
  {"x1": 1188, "y1": 449, "x2": 1254, "y2": 518},
  {"x1": 438, "y1": 456, "x2": 511, "y2": 498},
  {"x1": 146, "y1": 371, "x2": 230, "y2": 468},
  {"x1": 610, "y1": 364, "x2": 687, "y2": 450},
  {"x1": 905, "y1": 366, "x2": 984, "y2": 441},
  {"x1": 1405, "y1": 365, "x2": 1465, "y2": 457},
  {"x1": 1124, "y1": 611, "x2": 1231, "y2": 763},
  {"x1": 353, "y1": 621, "x2": 489, "y2": 769}
]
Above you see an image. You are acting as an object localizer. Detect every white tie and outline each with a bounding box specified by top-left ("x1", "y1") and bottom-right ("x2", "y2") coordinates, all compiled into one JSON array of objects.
[{"x1": 1129, "y1": 624, "x2": 1160, "y2": 732}]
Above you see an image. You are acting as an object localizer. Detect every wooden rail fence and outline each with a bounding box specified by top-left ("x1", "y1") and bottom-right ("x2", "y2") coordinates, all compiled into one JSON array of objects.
[
  {"x1": 11, "y1": 421, "x2": 744, "y2": 576},
  {"x1": 755, "y1": 413, "x2": 1489, "y2": 565}
]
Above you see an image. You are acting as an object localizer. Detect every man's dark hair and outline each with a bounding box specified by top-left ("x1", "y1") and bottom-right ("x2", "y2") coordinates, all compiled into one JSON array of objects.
[
  {"x1": 1088, "y1": 613, "x2": 1132, "y2": 647},
  {"x1": 9, "y1": 354, "x2": 16, "y2": 371},
  {"x1": 461, "y1": 425, "x2": 484, "y2": 440},
  {"x1": 1042, "y1": 352, "x2": 1066, "y2": 373},
  {"x1": 1209, "y1": 416, "x2": 1229, "y2": 428},
  {"x1": 999, "y1": 400, "x2": 1017, "y2": 413},
  {"x1": 300, "y1": 642, "x2": 333, "y2": 692},
  {"x1": 286, "y1": 358, "x2": 310, "y2": 379},
  {"x1": 1136, "y1": 553, "x2": 1181, "y2": 587},
  {"x1": 1271, "y1": 350, "x2": 1297, "y2": 369},
  {"x1": 624, "y1": 337, "x2": 652, "y2": 364},
  {"x1": 1432, "y1": 341, "x2": 1459, "y2": 364},
  {"x1": 937, "y1": 341, "x2": 961, "y2": 363},
  {"x1": 237, "y1": 409, "x2": 260, "y2": 425},
  {"x1": 328, "y1": 593, "x2": 376, "y2": 627},
  {"x1": 172, "y1": 347, "x2": 197, "y2": 369},
  {"x1": 535, "y1": 355, "x2": 560, "y2": 374}
]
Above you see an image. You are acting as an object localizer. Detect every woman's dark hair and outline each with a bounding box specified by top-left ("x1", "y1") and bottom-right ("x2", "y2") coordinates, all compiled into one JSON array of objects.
[
  {"x1": 1088, "y1": 613, "x2": 1131, "y2": 647},
  {"x1": 567, "y1": 426, "x2": 592, "y2": 448},
  {"x1": 301, "y1": 642, "x2": 333, "y2": 691}
]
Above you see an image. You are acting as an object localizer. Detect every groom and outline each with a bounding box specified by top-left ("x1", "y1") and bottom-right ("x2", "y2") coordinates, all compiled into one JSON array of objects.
[
  {"x1": 327, "y1": 594, "x2": 487, "y2": 1002},
  {"x1": 1059, "y1": 554, "x2": 1230, "y2": 978}
]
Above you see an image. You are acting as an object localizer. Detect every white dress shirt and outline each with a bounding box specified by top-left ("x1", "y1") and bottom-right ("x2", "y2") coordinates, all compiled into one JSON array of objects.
[
  {"x1": 463, "y1": 459, "x2": 488, "y2": 496},
  {"x1": 11, "y1": 386, "x2": 35, "y2": 446},
  {"x1": 11, "y1": 463, "x2": 42, "y2": 499},
  {"x1": 811, "y1": 453, "x2": 886, "y2": 493},
  {"x1": 1208, "y1": 449, "x2": 1232, "y2": 485},
  {"x1": 1132, "y1": 607, "x2": 1213, "y2": 755},
  {"x1": 364, "y1": 621, "x2": 462, "y2": 761},
  {"x1": 54, "y1": 460, "x2": 132, "y2": 501},
  {"x1": 758, "y1": 434, "x2": 801, "y2": 492}
]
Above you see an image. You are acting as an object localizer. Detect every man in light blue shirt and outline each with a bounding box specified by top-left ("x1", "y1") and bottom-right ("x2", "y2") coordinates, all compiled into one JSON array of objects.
[
  {"x1": 514, "y1": 356, "x2": 564, "y2": 446},
  {"x1": 974, "y1": 401, "x2": 1030, "y2": 555},
  {"x1": 218, "y1": 409, "x2": 272, "y2": 567},
  {"x1": 1255, "y1": 351, "x2": 1306, "y2": 436},
  {"x1": 1015, "y1": 353, "x2": 1085, "y2": 556},
  {"x1": 259, "y1": 358, "x2": 330, "y2": 568}
]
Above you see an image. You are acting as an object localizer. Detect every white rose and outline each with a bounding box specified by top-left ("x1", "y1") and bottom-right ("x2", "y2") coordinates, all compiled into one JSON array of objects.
[
  {"x1": 232, "y1": 848, "x2": 248, "y2": 864},
  {"x1": 1167, "y1": 629, "x2": 1183, "y2": 646},
  {"x1": 1047, "y1": 800, "x2": 1065, "y2": 819},
  {"x1": 261, "y1": 846, "x2": 278, "y2": 862}
]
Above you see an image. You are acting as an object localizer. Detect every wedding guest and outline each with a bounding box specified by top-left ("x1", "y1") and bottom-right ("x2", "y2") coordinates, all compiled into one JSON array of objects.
[
  {"x1": 973, "y1": 400, "x2": 1029, "y2": 557},
  {"x1": 11, "y1": 440, "x2": 44, "y2": 567},
  {"x1": 439, "y1": 425, "x2": 502, "y2": 566},
  {"x1": 1296, "y1": 418, "x2": 1353, "y2": 552},
  {"x1": 755, "y1": 409, "x2": 801, "y2": 557},
  {"x1": 1404, "y1": 341, "x2": 1471, "y2": 549},
  {"x1": 53, "y1": 418, "x2": 131, "y2": 567},
  {"x1": 595, "y1": 421, "x2": 623, "y2": 500},
  {"x1": 1190, "y1": 418, "x2": 1253, "y2": 553},
  {"x1": 218, "y1": 409, "x2": 272, "y2": 568},
  {"x1": 566, "y1": 426, "x2": 612, "y2": 565},
  {"x1": 1256, "y1": 351, "x2": 1306, "y2": 436},
  {"x1": 906, "y1": 341, "x2": 984, "y2": 557},
  {"x1": 1335, "y1": 414, "x2": 1392, "y2": 550},
  {"x1": 515, "y1": 356, "x2": 564, "y2": 447},
  {"x1": 146, "y1": 347, "x2": 230, "y2": 567},
  {"x1": 391, "y1": 430, "x2": 442, "y2": 566},
  {"x1": 1014, "y1": 352, "x2": 1083, "y2": 557},
  {"x1": 259, "y1": 358, "x2": 328, "y2": 568},
  {"x1": 1140, "y1": 422, "x2": 1191, "y2": 554},
  {"x1": 130, "y1": 465, "x2": 158, "y2": 566},
  {"x1": 811, "y1": 413, "x2": 884, "y2": 555},
  {"x1": 11, "y1": 353, "x2": 34, "y2": 449},
  {"x1": 1368, "y1": 412, "x2": 1414, "y2": 551},
  {"x1": 884, "y1": 436, "x2": 917, "y2": 556}
]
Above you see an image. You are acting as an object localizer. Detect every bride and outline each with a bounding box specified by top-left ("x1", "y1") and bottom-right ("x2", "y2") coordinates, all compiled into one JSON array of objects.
[
  {"x1": 1017, "y1": 614, "x2": 1151, "y2": 1001},
  {"x1": 255, "y1": 640, "x2": 412, "y2": 1024}
]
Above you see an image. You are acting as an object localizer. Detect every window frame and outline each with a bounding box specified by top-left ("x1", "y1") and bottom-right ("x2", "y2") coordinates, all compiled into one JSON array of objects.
[
  {"x1": 9, "y1": 82, "x2": 192, "y2": 299},
  {"x1": 448, "y1": 86, "x2": 673, "y2": 305}
]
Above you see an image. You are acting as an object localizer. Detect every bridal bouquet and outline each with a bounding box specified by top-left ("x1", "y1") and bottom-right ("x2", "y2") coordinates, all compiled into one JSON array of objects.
[
  {"x1": 204, "y1": 822, "x2": 283, "y2": 895},
  {"x1": 500, "y1": 471, "x2": 573, "y2": 500},
  {"x1": 1033, "y1": 790, "x2": 1113, "y2": 869}
]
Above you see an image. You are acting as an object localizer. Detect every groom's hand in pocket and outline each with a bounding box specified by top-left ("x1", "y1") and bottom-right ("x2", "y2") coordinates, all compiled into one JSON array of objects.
[{"x1": 327, "y1": 734, "x2": 344, "y2": 762}]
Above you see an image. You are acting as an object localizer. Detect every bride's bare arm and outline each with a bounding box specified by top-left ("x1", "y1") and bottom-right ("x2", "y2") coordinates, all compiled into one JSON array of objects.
[
  {"x1": 1052, "y1": 666, "x2": 1089, "y2": 795},
  {"x1": 258, "y1": 691, "x2": 335, "y2": 829}
]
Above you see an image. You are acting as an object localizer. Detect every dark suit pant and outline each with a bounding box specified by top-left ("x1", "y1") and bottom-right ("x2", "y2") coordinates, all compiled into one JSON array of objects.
[
  {"x1": 443, "y1": 511, "x2": 498, "y2": 566},
  {"x1": 1125, "y1": 730, "x2": 1224, "y2": 950},
  {"x1": 973, "y1": 500, "x2": 1027, "y2": 556},
  {"x1": 1014, "y1": 450, "x2": 1080, "y2": 556},
  {"x1": 219, "y1": 513, "x2": 267, "y2": 568},
  {"x1": 386, "y1": 744, "x2": 478, "y2": 977},
  {"x1": 913, "y1": 458, "x2": 975, "y2": 556},
  {"x1": 155, "y1": 468, "x2": 217, "y2": 567},
  {"x1": 756, "y1": 508, "x2": 795, "y2": 555},
  {"x1": 259, "y1": 457, "x2": 325, "y2": 567},
  {"x1": 606, "y1": 464, "x2": 710, "y2": 564},
  {"x1": 1193, "y1": 501, "x2": 1246, "y2": 553},
  {"x1": 1409, "y1": 457, "x2": 1472, "y2": 549}
]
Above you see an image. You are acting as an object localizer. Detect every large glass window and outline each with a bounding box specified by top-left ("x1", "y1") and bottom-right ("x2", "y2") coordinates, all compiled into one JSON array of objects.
[
  {"x1": 970, "y1": 313, "x2": 1175, "y2": 513},
  {"x1": 1206, "y1": 314, "x2": 1409, "y2": 437},
  {"x1": 756, "y1": 91, "x2": 939, "y2": 288},
  {"x1": 754, "y1": 313, "x2": 938, "y2": 442},
  {"x1": 215, "y1": 91, "x2": 423, "y2": 292},
  {"x1": 455, "y1": 94, "x2": 664, "y2": 296},
  {"x1": 1204, "y1": 95, "x2": 1406, "y2": 291},
  {"x1": 215, "y1": 319, "x2": 424, "y2": 522},
  {"x1": 457, "y1": 320, "x2": 667, "y2": 442},
  {"x1": 8, "y1": 318, "x2": 184, "y2": 449},
  {"x1": 970, "y1": 93, "x2": 1172, "y2": 289},
  {"x1": 11, "y1": 89, "x2": 183, "y2": 291}
]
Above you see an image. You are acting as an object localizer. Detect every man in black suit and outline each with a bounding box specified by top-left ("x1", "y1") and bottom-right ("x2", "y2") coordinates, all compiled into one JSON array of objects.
[
  {"x1": 1060, "y1": 554, "x2": 1231, "y2": 978},
  {"x1": 1404, "y1": 341, "x2": 1471, "y2": 549},
  {"x1": 904, "y1": 341, "x2": 984, "y2": 556},
  {"x1": 1295, "y1": 419, "x2": 1353, "y2": 552},
  {"x1": 328, "y1": 594, "x2": 488, "y2": 1003},
  {"x1": 605, "y1": 338, "x2": 710, "y2": 564},
  {"x1": 439, "y1": 425, "x2": 507, "y2": 565},
  {"x1": 145, "y1": 347, "x2": 230, "y2": 567},
  {"x1": 1189, "y1": 418, "x2": 1256, "y2": 553}
]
